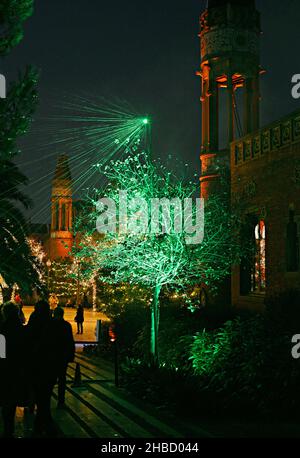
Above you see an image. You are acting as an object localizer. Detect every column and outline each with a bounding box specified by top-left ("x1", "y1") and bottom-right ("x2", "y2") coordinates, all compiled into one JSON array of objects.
[
  {"x1": 58, "y1": 201, "x2": 62, "y2": 231},
  {"x1": 252, "y1": 75, "x2": 260, "y2": 132},
  {"x1": 68, "y1": 202, "x2": 73, "y2": 230},
  {"x1": 201, "y1": 77, "x2": 210, "y2": 153},
  {"x1": 244, "y1": 76, "x2": 260, "y2": 135},
  {"x1": 208, "y1": 77, "x2": 219, "y2": 152},
  {"x1": 227, "y1": 75, "x2": 234, "y2": 144}
]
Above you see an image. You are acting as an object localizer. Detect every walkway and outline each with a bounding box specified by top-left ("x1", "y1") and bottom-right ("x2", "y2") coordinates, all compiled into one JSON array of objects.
[
  {"x1": 2, "y1": 351, "x2": 211, "y2": 438},
  {"x1": 23, "y1": 306, "x2": 110, "y2": 342}
]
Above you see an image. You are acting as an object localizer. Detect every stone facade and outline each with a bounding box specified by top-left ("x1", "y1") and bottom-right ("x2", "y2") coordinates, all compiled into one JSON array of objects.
[
  {"x1": 200, "y1": 1, "x2": 300, "y2": 310},
  {"x1": 231, "y1": 110, "x2": 300, "y2": 309}
]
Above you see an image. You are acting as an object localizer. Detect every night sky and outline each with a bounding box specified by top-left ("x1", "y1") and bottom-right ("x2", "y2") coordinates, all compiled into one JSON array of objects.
[{"x1": 1, "y1": 0, "x2": 300, "y2": 222}]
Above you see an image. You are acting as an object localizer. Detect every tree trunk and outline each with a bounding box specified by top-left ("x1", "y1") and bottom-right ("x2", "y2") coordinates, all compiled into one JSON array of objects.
[{"x1": 150, "y1": 284, "x2": 161, "y2": 367}]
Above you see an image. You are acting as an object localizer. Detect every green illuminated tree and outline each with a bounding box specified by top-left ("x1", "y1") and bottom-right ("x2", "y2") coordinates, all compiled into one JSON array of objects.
[
  {"x1": 0, "y1": 2, "x2": 40, "y2": 292},
  {"x1": 74, "y1": 152, "x2": 242, "y2": 366}
]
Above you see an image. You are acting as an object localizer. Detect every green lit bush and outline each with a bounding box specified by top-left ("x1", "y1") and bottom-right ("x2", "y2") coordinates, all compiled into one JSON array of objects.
[
  {"x1": 122, "y1": 290, "x2": 300, "y2": 419},
  {"x1": 189, "y1": 290, "x2": 300, "y2": 416}
]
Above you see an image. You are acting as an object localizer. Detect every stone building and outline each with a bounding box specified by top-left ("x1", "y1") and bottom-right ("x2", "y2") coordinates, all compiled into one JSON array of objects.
[
  {"x1": 30, "y1": 154, "x2": 74, "y2": 261},
  {"x1": 28, "y1": 155, "x2": 86, "y2": 304},
  {"x1": 231, "y1": 110, "x2": 300, "y2": 309},
  {"x1": 199, "y1": 0, "x2": 300, "y2": 309},
  {"x1": 48, "y1": 154, "x2": 74, "y2": 260}
]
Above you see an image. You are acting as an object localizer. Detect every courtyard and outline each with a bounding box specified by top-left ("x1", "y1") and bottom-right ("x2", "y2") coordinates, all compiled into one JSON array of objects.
[{"x1": 23, "y1": 306, "x2": 110, "y2": 342}]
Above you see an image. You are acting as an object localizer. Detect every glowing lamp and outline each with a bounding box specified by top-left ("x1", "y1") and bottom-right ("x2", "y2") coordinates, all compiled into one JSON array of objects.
[{"x1": 109, "y1": 326, "x2": 117, "y2": 342}]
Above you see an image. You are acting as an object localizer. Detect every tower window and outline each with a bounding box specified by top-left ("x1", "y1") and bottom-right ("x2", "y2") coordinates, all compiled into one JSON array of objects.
[{"x1": 62, "y1": 204, "x2": 66, "y2": 231}]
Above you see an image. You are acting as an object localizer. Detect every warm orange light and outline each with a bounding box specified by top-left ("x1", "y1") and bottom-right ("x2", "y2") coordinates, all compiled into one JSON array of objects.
[{"x1": 109, "y1": 326, "x2": 117, "y2": 342}]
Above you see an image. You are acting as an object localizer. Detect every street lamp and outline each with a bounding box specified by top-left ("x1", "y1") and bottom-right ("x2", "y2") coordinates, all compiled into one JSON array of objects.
[{"x1": 46, "y1": 259, "x2": 52, "y2": 290}]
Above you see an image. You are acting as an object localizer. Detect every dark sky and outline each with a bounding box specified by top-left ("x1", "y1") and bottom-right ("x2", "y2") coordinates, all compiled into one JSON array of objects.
[{"x1": 1, "y1": 0, "x2": 300, "y2": 222}]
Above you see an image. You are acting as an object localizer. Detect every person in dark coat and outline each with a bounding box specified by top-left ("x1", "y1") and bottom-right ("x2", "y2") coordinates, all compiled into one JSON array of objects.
[
  {"x1": 74, "y1": 304, "x2": 84, "y2": 334},
  {"x1": 0, "y1": 302, "x2": 27, "y2": 438},
  {"x1": 26, "y1": 300, "x2": 57, "y2": 436},
  {"x1": 52, "y1": 307, "x2": 75, "y2": 407}
]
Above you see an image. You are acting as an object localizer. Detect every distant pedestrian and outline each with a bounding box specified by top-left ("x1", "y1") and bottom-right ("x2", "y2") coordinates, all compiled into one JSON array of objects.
[
  {"x1": 52, "y1": 307, "x2": 75, "y2": 408},
  {"x1": 74, "y1": 304, "x2": 84, "y2": 335}
]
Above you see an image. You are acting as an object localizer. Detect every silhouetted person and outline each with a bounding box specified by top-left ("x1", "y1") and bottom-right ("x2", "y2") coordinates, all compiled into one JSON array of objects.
[
  {"x1": 26, "y1": 300, "x2": 57, "y2": 437},
  {"x1": 0, "y1": 302, "x2": 27, "y2": 438},
  {"x1": 52, "y1": 307, "x2": 75, "y2": 407},
  {"x1": 75, "y1": 304, "x2": 84, "y2": 334}
]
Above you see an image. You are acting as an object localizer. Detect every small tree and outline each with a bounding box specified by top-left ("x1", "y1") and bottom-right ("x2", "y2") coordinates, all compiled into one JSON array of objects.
[{"x1": 75, "y1": 153, "x2": 242, "y2": 365}]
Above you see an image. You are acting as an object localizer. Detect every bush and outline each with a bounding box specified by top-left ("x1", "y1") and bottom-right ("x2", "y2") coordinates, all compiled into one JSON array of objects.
[
  {"x1": 189, "y1": 290, "x2": 300, "y2": 417},
  {"x1": 122, "y1": 290, "x2": 300, "y2": 419}
]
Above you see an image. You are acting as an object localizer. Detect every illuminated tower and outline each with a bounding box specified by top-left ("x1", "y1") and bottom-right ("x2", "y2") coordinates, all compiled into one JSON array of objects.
[
  {"x1": 199, "y1": 0, "x2": 262, "y2": 198},
  {"x1": 49, "y1": 155, "x2": 73, "y2": 259}
]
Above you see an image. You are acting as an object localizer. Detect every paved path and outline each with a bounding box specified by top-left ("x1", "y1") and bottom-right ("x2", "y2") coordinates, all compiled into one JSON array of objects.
[
  {"x1": 1, "y1": 351, "x2": 212, "y2": 439},
  {"x1": 23, "y1": 306, "x2": 110, "y2": 342},
  {"x1": 3, "y1": 349, "x2": 300, "y2": 438}
]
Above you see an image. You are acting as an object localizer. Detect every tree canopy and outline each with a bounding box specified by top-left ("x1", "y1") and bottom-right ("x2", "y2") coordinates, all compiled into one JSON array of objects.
[{"x1": 74, "y1": 152, "x2": 243, "y2": 364}]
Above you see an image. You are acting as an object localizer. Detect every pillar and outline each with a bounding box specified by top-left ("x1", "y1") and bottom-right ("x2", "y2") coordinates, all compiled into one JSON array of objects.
[
  {"x1": 58, "y1": 202, "x2": 62, "y2": 231},
  {"x1": 227, "y1": 75, "x2": 234, "y2": 144}
]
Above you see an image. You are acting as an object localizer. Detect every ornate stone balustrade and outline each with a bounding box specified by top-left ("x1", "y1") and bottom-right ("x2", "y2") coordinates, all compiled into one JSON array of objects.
[{"x1": 231, "y1": 109, "x2": 300, "y2": 166}]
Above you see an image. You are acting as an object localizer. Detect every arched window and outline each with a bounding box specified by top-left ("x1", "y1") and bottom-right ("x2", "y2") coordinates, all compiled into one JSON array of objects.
[
  {"x1": 286, "y1": 210, "x2": 299, "y2": 272},
  {"x1": 252, "y1": 220, "x2": 266, "y2": 292},
  {"x1": 240, "y1": 217, "x2": 266, "y2": 295}
]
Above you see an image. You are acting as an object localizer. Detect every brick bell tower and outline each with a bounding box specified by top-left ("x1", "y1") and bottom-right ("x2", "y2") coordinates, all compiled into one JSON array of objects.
[
  {"x1": 49, "y1": 155, "x2": 73, "y2": 260},
  {"x1": 199, "y1": 0, "x2": 262, "y2": 198}
]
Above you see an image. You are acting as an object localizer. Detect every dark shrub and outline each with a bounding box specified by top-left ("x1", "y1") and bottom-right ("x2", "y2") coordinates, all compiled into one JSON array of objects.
[{"x1": 122, "y1": 290, "x2": 300, "y2": 419}]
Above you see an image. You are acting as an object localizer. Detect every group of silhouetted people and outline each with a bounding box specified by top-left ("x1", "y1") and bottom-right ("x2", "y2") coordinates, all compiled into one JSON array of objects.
[{"x1": 0, "y1": 300, "x2": 75, "y2": 438}]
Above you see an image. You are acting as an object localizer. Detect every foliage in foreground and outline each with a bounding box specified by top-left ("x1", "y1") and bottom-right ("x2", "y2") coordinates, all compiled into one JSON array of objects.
[
  {"x1": 0, "y1": 6, "x2": 40, "y2": 292},
  {"x1": 121, "y1": 291, "x2": 300, "y2": 418}
]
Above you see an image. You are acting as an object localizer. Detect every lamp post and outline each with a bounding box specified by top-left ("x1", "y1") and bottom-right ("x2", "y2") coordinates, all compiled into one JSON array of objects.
[
  {"x1": 109, "y1": 325, "x2": 119, "y2": 387},
  {"x1": 46, "y1": 259, "x2": 52, "y2": 291}
]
